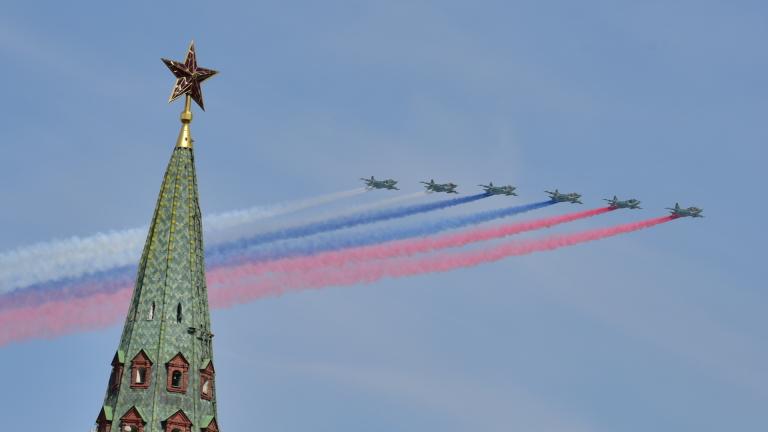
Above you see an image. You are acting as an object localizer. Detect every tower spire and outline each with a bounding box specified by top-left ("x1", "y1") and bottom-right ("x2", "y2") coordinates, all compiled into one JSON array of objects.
[
  {"x1": 95, "y1": 42, "x2": 220, "y2": 432},
  {"x1": 176, "y1": 95, "x2": 194, "y2": 148}
]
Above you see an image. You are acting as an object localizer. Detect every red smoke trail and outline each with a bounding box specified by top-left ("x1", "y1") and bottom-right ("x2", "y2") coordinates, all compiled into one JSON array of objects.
[
  {"x1": 211, "y1": 215, "x2": 675, "y2": 308},
  {"x1": 207, "y1": 207, "x2": 614, "y2": 286},
  {"x1": 0, "y1": 215, "x2": 673, "y2": 347}
]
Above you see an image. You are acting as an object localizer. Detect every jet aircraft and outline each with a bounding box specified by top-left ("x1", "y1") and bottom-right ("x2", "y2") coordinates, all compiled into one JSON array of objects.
[
  {"x1": 479, "y1": 182, "x2": 518, "y2": 196},
  {"x1": 666, "y1": 203, "x2": 704, "y2": 218},
  {"x1": 604, "y1": 196, "x2": 641, "y2": 209},
  {"x1": 546, "y1": 189, "x2": 583, "y2": 204},
  {"x1": 361, "y1": 176, "x2": 399, "y2": 190},
  {"x1": 421, "y1": 179, "x2": 458, "y2": 194}
]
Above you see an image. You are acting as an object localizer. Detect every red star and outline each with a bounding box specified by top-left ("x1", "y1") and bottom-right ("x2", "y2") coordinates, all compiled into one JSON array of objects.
[{"x1": 162, "y1": 41, "x2": 218, "y2": 110}]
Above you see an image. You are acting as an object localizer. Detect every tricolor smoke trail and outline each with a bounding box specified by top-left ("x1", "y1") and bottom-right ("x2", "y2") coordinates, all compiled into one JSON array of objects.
[
  {"x1": 210, "y1": 193, "x2": 490, "y2": 253},
  {"x1": 0, "y1": 200, "x2": 548, "y2": 311},
  {"x1": 206, "y1": 201, "x2": 553, "y2": 264},
  {"x1": 0, "y1": 188, "x2": 366, "y2": 294},
  {"x1": 209, "y1": 207, "x2": 613, "y2": 284},
  {"x1": 0, "y1": 271, "x2": 139, "y2": 314},
  {"x1": 0, "y1": 215, "x2": 674, "y2": 347},
  {"x1": 212, "y1": 215, "x2": 676, "y2": 308},
  {"x1": 0, "y1": 190, "x2": 427, "y2": 298},
  {"x1": 199, "y1": 187, "x2": 370, "y2": 244}
]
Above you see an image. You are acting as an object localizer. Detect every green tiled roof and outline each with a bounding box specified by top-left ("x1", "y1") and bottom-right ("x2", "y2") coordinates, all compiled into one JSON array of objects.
[
  {"x1": 99, "y1": 146, "x2": 219, "y2": 429},
  {"x1": 101, "y1": 405, "x2": 113, "y2": 421},
  {"x1": 200, "y1": 415, "x2": 215, "y2": 428},
  {"x1": 135, "y1": 406, "x2": 148, "y2": 422},
  {"x1": 133, "y1": 348, "x2": 153, "y2": 364}
]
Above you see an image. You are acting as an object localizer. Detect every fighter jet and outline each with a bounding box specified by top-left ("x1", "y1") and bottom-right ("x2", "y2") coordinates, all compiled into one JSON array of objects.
[
  {"x1": 604, "y1": 195, "x2": 641, "y2": 209},
  {"x1": 479, "y1": 182, "x2": 517, "y2": 196},
  {"x1": 546, "y1": 189, "x2": 583, "y2": 204},
  {"x1": 421, "y1": 179, "x2": 458, "y2": 194},
  {"x1": 666, "y1": 203, "x2": 704, "y2": 218},
  {"x1": 361, "y1": 176, "x2": 399, "y2": 190}
]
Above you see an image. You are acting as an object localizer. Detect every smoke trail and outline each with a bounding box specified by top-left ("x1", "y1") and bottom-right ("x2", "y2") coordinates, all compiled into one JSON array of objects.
[
  {"x1": 0, "y1": 271, "x2": 135, "y2": 312},
  {"x1": 205, "y1": 201, "x2": 553, "y2": 265},
  {"x1": 0, "y1": 285, "x2": 132, "y2": 346},
  {"x1": 0, "y1": 188, "x2": 366, "y2": 294},
  {"x1": 204, "y1": 188, "x2": 368, "y2": 243},
  {"x1": 347, "y1": 191, "x2": 428, "y2": 211},
  {"x1": 0, "y1": 192, "x2": 428, "y2": 310},
  {"x1": 206, "y1": 190, "x2": 428, "y2": 249},
  {"x1": 0, "y1": 191, "x2": 426, "y2": 306},
  {"x1": 210, "y1": 216, "x2": 676, "y2": 308},
  {"x1": 206, "y1": 194, "x2": 490, "y2": 255},
  {"x1": 209, "y1": 207, "x2": 614, "y2": 284},
  {"x1": 0, "y1": 199, "x2": 542, "y2": 312},
  {"x1": 206, "y1": 188, "x2": 367, "y2": 233},
  {"x1": 0, "y1": 216, "x2": 673, "y2": 347},
  {"x1": 0, "y1": 228, "x2": 145, "y2": 296}
]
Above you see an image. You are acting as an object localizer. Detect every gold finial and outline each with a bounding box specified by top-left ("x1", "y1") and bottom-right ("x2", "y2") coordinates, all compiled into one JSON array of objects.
[
  {"x1": 176, "y1": 95, "x2": 194, "y2": 148},
  {"x1": 161, "y1": 41, "x2": 218, "y2": 148}
]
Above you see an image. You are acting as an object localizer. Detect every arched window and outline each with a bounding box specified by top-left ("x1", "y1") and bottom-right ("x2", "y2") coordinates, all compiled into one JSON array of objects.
[
  {"x1": 171, "y1": 370, "x2": 182, "y2": 388},
  {"x1": 200, "y1": 360, "x2": 215, "y2": 400},
  {"x1": 176, "y1": 303, "x2": 182, "y2": 323},
  {"x1": 148, "y1": 302, "x2": 155, "y2": 320},
  {"x1": 166, "y1": 353, "x2": 189, "y2": 393},
  {"x1": 109, "y1": 367, "x2": 118, "y2": 387},
  {"x1": 130, "y1": 351, "x2": 152, "y2": 389},
  {"x1": 109, "y1": 351, "x2": 125, "y2": 392}
]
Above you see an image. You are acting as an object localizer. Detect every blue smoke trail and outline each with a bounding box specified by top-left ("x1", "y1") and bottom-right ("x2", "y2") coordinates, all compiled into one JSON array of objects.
[
  {"x1": 0, "y1": 200, "x2": 552, "y2": 311},
  {"x1": 206, "y1": 201, "x2": 554, "y2": 265},
  {"x1": 207, "y1": 193, "x2": 489, "y2": 254}
]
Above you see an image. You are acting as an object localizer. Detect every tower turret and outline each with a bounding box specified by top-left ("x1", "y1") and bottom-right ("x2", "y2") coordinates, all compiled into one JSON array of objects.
[{"x1": 96, "y1": 42, "x2": 220, "y2": 432}]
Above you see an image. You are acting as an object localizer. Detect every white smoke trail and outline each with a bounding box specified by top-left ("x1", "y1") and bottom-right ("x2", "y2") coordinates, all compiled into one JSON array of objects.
[
  {"x1": 330, "y1": 191, "x2": 428, "y2": 216},
  {"x1": 204, "y1": 188, "x2": 369, "y2": 244},
  {"x1": 0, "y1": 188, "x2": 366, "y2": 294}
]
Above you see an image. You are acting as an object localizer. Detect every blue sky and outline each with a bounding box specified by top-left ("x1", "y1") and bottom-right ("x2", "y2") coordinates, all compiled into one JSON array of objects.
[{"x1": 1, "y1": 0, "x2": 766, "y2": 430}]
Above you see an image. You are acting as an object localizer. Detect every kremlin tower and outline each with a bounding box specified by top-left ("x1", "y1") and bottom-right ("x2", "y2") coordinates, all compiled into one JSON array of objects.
[{"x1": 95, "y1": 42, "x2": 220, "y2": 432}]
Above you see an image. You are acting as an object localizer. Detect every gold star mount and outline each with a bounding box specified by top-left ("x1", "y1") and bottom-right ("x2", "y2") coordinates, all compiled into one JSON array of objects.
[{"x1": 162, "y1": 41, "x2": 218, "y2": 110}]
